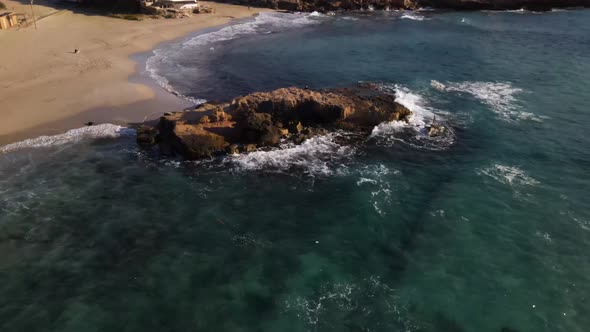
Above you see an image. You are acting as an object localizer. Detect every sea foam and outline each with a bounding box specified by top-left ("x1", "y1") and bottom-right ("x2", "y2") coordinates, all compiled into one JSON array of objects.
[
  {"x1": 401, "y1": 12, "x2": 428, "y2": 21},
  {"x1": 228, "y1": 133, "x2": 354, "y2": 176},
  {"x1": 0, "y1": 124, "x2": 135, "y2": 154},
  {"x1": 477, "y1": 164, "x2": 539, "y2": 187},
  {"x1": 368, "y1": 84, "x2": 454, "y2": 150},
  {"x1": 356, "y1": 164, "x2": 398, "y2": 216},
  {"x1": 284, "y1": 276, "x2": 417, "y2": 330},
  {"x1": 309, "y1": 11, "x2": 325, "y2": 17},
  {"x1": 146, "y1": 12, "x2": 328, "y2": 105},
  {"x1": 431, "y1": 80, "x2": 542, "y2": 122},
  {"x1": 181, "y1": 12, "x2": 322, "y2": 48},
  {"x1": 373, "y1": 85, "x2": 436, "y2": 133},
  {"x1": 340, "y1": 16, "x2": 360, "y2": 21}
]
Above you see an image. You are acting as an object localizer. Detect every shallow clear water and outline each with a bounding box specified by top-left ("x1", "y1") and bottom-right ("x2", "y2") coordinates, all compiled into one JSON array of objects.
[{"x1": 2, "y1": 9, "x2": 590, "y2": 332}]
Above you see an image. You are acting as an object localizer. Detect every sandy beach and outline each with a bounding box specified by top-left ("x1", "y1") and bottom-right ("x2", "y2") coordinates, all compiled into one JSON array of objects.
[{"x1": 0, "y1": 1, "x2": 271, "y2": 145}]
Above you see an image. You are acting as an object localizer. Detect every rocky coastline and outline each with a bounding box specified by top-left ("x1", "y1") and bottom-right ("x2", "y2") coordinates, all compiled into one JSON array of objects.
[
  {"x1": 214, "y1": 0, "x2": 589, "y2": 12},
  {"x1": 136, "y1": 84, "x2": 444, "y2": 160}
]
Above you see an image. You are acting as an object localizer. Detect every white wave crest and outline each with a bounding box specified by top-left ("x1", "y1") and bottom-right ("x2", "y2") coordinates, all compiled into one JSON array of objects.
[
  {"x1": 477, "y1": 164, "x2": 539, "y2": 186},
  {"x1": 565, "y1": 210, "x2": 590, "y2": 232},
  {"x1": 368, "y1": 84, "x2": 454, "y2": 150},
  {"x1": 144, "y1": 58, "x2": 206, "y2": 105},
  {"x1": 146, "y1": 12, "x2": 327, "y2": 105},
  {"x1": 401, "y1": 12, "x2": 427, "y2": 21},
  {"x1": 371, "y1": 85, "x2": 436, "y2": 137},
  {"x1": 430, "y1": 79, "x2": 446, "y2": 91},
  {"x1": 431, "y1": 80, "x2": 542, "y2": 122},
  {"x1": 507, "y1": 8, "x2": 527, "y2": 13},
  {"x1": 0, "y1": 124, "x2": 135, "y2": 154},
  {"x1": 182, "y1": 12, "x2": 323, "y2": 48},
  {"x1": 340, "y1": 16, "x2": 360, "y2": 21},
  {"x1": 229, "y1": 133, "x2": 353, "y2": 176}
]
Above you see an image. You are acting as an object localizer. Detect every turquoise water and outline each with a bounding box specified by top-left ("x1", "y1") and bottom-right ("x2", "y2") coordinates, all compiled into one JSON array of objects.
[{"x1": 2, "y1": 9, "x2": 590, "y2": 332}]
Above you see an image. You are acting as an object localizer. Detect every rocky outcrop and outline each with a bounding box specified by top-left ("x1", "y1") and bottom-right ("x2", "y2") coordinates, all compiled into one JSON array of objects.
[
  {"x1": 418, "y1": 0, "x2": 589, "y2": 10},
  {"x1": 212, "y1": 0, "x2": 589, "y2": 11},
  {"x1": 137, "y1": 84, "x2": 412, "y2": 159}
]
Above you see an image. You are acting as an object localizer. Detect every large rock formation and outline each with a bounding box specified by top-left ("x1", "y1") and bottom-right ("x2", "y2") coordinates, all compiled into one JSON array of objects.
[
  {"x1": 212, "y1": 0, "x2": 589, "y2": 11},
  {"x1": 76, "y1": 0, "x2": 589, "y2": 15},
  {"x1": 418, "y1": 0, "x2": 589, "y2": 10},
  {"x1": 137, "y1": 84, "x2": 412, "y2": 159}
]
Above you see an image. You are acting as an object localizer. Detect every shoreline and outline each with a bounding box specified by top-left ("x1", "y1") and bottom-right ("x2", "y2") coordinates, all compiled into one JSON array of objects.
[
  {"x1": 1, "y1": 6, "x2": 586, "y2": 147},
  {"x1": 126, "y1": 14, "x2": 258, "y2": 110},
  {"x1": 0, "y1": 2, "x2": 273, "y2": 146}
]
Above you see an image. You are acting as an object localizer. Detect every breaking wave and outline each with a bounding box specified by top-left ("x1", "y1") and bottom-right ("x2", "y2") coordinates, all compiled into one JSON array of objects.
[
  {"x1": 228, "y1": 133, "x2": 355, "y2": 176},
  {"x1": 401, "y1": 12, "x2": 428, "y2": 21},
  {"x1": 431, "y1": 80, "x2": 543, "y2": 122},
  {"x1": 460, "y1": 17, "x2": 471, "y2": 24},
  {"x1": 368, "y1": 84, "x2": 455, "y2": 150},
  {"x1": 0, "y1": 124, "x2": 135, "y2": 154},
  {"x1": 484, "y1": 8, "x2": 564, "y2": 14},
  {"x1": 146, "y1": 12, "x2": 328, "y2": 105},
  {"x1": 181, "y1": 12, "x2": 323, "y2": 48},
  {"x1": 477, "y1": 164, "x2": 539, "y2": 187},
  {"x1": 309, "y1": 11, "x2": 325, "y2": 17},
  {"x1": 144, "y1": 65, "x2": 206, "y2": 105}
]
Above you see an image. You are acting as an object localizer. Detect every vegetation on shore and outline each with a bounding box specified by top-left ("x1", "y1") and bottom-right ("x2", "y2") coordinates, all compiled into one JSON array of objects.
[
  {"x1": 108, "y1": 13, "x2": 146, "y2": 20},
  {"x1": 27, "y1": 0, "x2": 589, "y2": 16},
  {"x1": 209, "y1": 0, "x2": 590, "y2": 11}
]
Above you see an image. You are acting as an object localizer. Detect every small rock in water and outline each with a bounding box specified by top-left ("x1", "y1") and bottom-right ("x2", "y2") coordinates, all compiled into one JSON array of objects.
[
  {"x1": 227, "y1": 144, "x2": 240, "y2": 155},
  {"x1": 85, "y1": 121, "x2": 94, "y2": 126},
  {"x1": 244, "y1": 144, "x2": 257, "y2": 153},
  {"x1": 279, "y1": 128, "x2": 289, "y2": 137},
  {"x1": 136, "y1": 125, "x2": 159, "y2": 146},
  {"x1": 431, "y1": 80, "x2": 446, "y2": 91},
  {"x1": 428, "y1": 124, "x2": 445, "y2": 137}
]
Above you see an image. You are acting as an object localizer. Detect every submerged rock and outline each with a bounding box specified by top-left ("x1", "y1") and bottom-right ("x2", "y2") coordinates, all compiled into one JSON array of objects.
[
  {"x1": 427, "y1": 124, "x2": 445, "y2": 137},
  {"x1": 137, "y1": 84, "x2": 412, "y2": 160},
  {"x1": 426, "y1": 116, "x2": 446, "y2": 137},
  {"x1": 136, "y1": 125, "x2": 159, "y2": 146}
]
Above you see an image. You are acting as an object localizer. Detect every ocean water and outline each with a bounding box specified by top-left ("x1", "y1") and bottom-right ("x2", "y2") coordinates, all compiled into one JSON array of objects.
[{"x1": 2, "y1": 9, "x2": 590, "y2": 332}]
